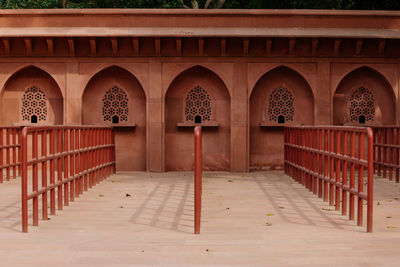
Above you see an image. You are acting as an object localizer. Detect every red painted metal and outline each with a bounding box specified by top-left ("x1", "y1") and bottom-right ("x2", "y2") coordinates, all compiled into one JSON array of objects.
[
  {"x1": 21, "y1": 126, "x2": 116, "y2": 233},
  {"x1": 284, "y1": 126, "x2": 374, "y2": 232},
  {"x1": 372, "y1": 126, "x2": 400, "y2": 183},
  {"x1": 194, "y1": 126, "x2": 202, "y2": 235},
  {"x1": 0, "y1": 127, "x2": 22, "y2": 183}
]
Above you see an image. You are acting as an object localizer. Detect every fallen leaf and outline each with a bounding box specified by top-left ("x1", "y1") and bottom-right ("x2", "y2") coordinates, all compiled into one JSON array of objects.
[
  {"x1": 99, "y1": 194, "x2": 104, "y2": 197},
  {"x1": 322, "y1": 208, "x2": 333, "y2": 211},
  {"x1": 386, "y1": 199, "x2": 393, "y2": 202},
  {"x1": 266, "y1": 222, "x2": 272, "y2": 226},
  {"x1": 206, "y1": 249, "x2": 209, "y2": 252},
  {"x1": 120, "y1": 206, "x2": 123, "y2": 208},
  {"x1": 126, "y1": 193, "x2": 131, "y2": 197},
  {"x1": 278, "y1": 206, "x2": 285, "y2": 209},
  {"x1": 226, "y1": 207, "x2": 230, "y2": 210},
  {"x1": 377, "y1": 202, "x2": 381, "y2": 206},
  {"x1": 228, "y1": 180, "x2": 233, "y2": 183},
  {"x1": 266, "y1": 213, "x2": 274, "y2": 216},
  {"x1": 387, "y1": 226, "x2": 397, "y2": 229}
]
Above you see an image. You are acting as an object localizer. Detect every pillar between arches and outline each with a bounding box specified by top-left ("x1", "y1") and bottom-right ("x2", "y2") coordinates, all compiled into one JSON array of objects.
[
  {"x1": 231, "y1": 62, "x2": 248, "y2": 172},
  {"x1": 147, "y1": 61, "x2": 164, "y2": 172}
]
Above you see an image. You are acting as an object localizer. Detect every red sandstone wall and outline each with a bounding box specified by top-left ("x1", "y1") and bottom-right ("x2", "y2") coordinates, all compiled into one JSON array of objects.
[
  {"x1": 333, "y1": 67, "x2": 396, "y2": 125},
  {"x1": 0, "y1": 66, "x2": 63, "y2": 125},
  {"x1": 250, "y1": 66, "x2": 314, "y2": 170},
  {"x1": 82, "y1": 66, "x2": 146, "y2": 171},
  {"x1": 165, "y1": 66, "x2": 230, "y2": 171}
]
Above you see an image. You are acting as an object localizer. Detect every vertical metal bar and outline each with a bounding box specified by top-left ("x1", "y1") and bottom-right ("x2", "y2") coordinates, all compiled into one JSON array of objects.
[
  {"x1": 389, "y1": 128, "x2": 393, "y2": 180},
  {"x1": 377, "y1": 129, "x2": 381, "y2": 176},
  {"x1": 308, "y1": 129, "x2": 312, "y2": 191},
  {"x1": 75, "y1": 129, "x2": 80, "y2": 197},
  {"x1": 18, "y1": 128, "x2": 22, "y2": 176},
  {"x1": 102, "y1": 129, "x2": 106, "y2": 180},
  {"x1": 373, "y1": 128, "x2": 376, "y2": 174},
  {"x1": 70, "y1": 129, "x2": 75, "y2": 202},
  {"x1": 300, "y1": 129, "x2": 307, "y2": 186},
  {"x1": 42, "y1": 130, "x2": 48, "y2": 221},
  {"x1": 342, "y1": 131, "x2": 348, "y2": 216},
  {"x1": 6, "y1": 129, "x2": 10, "y2": 181},
  {"x1": 397, "y1": 128, "x2": 400, "y2": 183},
  {"x1": 89, "y1": 129, "x2": 93, "y2": 188},
  {"x1": 323, "y1": 129, "x2": 328, "y2": 202},
  {"x1": 318, "y1": 129, "x2": 323, "y2": 198},
  {"x1": 0, "y1": 129, "x2": 3, "y2": 183},
  {"x1": 32, "y1": 131, "x2": 38, "y2": 226},
  {"x1": 313, "y1": 129, "x2": 318, "y2": 194},
  {"x1": 329, "y1": 129, "x2": 335, "y2": 206},
  {"x1": 57, "y1": 129, "x2": 63, "y2": 210},
  {"x1": 64, "y1": 129, "x2": 69, "y2": 206},
  {"x1": 335, "y1": 130, "x2": 341, "y2": 211},
  {"x1": 284, "y1": 128, "x2": 286, "y2": 174},
  {"x1": 112, "y1": 128, "x2": 115, "y2": 173},
  {"x1": 357, "y1": 132, "x2": 364, "y2": 226},
  {"x1": 50, "y1": 130, "x2": 56, "y2": 215},
  {"x1": 21, "y1": 127, "x2": 28, "y2": 233},
  {"x1": 349, "y1": 131, "x2": 356, "y2": 221},
  {"x1": 383, "y1": 128, "x2": 387, "y2": 178},
  {"x1": 367, "y1": 128, "x2": 374, "y2": 233},
  {"x1": 95, "y1": 129, "x2": 99, "y2": 184},
  {"x1": 83, "y1": 129, "x2": 89, "y2": 191},
  {"x1": 12, "y1": 128, "x2": 17, "y2": 178},
  {"x1": 194, "y1": 126, "x2": 202, "y2": 235}
]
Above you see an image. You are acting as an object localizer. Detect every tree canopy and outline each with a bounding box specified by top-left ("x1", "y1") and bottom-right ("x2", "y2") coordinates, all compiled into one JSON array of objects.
[{"x1": 0, "y1": 0, "x2": 398, "y2": 10}]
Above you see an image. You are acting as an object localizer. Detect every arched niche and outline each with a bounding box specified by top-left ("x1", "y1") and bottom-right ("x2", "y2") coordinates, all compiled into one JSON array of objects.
[
  {"x1": 82, "y1": 66, "x2": 146, "y2": 171},
  {"x1": 333, "y1": 67, "x2": 395, "y2": 126},
  {"x1": 250, "y1": 66, "x2": 314, "y2": 171},
  {"x1": 165, "y1": 65, "x2": 230, "y2": 171},
  {"x1": 0, "y1": 66, "x2": 63, "y2": 125}
]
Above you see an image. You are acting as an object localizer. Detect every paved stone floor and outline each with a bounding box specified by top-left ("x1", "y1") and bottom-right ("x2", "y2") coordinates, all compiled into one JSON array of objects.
[{"x1": 1, "y1": 171, "x2": 400, "y2": 266}]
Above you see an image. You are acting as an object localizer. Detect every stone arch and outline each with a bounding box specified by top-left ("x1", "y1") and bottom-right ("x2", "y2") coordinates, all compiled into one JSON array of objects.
[
  {"x1": 81, "y1": 64, "x2": 148, "y2": 100},
  {"x1": 165, "y1": 65, "x2": 231, "y2": 171},
  {"x1": 249, "y1": 66, "x2": 314, "y2": 171},
  {"x1": 0, "y1": 65, "x2": 63, "y2": 125},
  {"x1": 164, "y1": 64, "x2": 232, "y2": 99},
  {"x1": 333, "y1": 66, "x2": 395, "y2": 125},
  {"x1": 82, "y1": 65, "x2": 146, "y2": 171}
]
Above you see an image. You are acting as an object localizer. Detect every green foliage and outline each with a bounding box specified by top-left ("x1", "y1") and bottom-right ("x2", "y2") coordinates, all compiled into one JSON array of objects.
[{"x1": 0, "y1": 0, "x2": 398, "y2": 10}]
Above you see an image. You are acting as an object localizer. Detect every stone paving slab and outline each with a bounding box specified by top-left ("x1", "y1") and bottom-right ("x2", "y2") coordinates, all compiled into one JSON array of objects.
[{"x1": 0, "y1": 171, "x2": 400, "y2": 266}]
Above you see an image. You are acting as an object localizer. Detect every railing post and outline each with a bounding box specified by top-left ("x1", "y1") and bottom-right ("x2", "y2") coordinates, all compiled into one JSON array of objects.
[
  {"x1": 194, "y1": 126, "x2": 202, "y2": 235},
  {"x1": 0, "y1": 129, "x2": 3, "y2": 183},
  {"x1": 367, "y1": 128, "x2": 374, "y2": 233},
  {"x1": 21, "y1": 127, "x2": 28, "y2": 233}
]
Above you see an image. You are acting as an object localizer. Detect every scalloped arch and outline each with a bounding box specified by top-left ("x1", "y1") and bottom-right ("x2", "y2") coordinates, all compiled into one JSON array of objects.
[
  {"x1": 0, "y1": 64, "x2": 64, "y2": 98},
  {"x1": 82, "y1": 64, "x2": 147, "y2": 99},
  {"x1": 164, "y1": 64, "x2": 231, "y2": 98},
  {"x1": 250, "y1": 65, "x2": 314, "y2": 99}
]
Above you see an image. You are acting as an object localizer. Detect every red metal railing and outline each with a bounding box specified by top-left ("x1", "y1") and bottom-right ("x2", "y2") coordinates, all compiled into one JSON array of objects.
[
  {"x1": 194, "y1": 126, "x2": 202, "y2": 234},
  {"x1": 372, "y1": 126, "x2": 400, "y2": 183},
  {"x1": 284, "y1": 126, "x2": 373, "y2": 232},
  {"x1": 0, "y1": 126, "x2": 22, "y2": 183},
  {"x1": 21, "y1": 126, "x2": 115, "y2": 233}
]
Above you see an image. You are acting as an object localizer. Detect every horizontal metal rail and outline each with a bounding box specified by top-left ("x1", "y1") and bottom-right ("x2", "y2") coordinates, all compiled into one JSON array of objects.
[
  {"x1": 284, "y1": 126, "x2": 373, "y2": 232},
  {"x1": 21, "y1": 126, "x2": 116, "y2": 233},
  {"x1": 372, "y1": 126, "x2": 400, "y2": 183},
  {"x1": 0, "y1": 127, "x2": 22, "y2": 183}
]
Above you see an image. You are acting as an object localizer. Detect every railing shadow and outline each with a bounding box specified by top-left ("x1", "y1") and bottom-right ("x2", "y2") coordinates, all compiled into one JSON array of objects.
[
  {"x1": 130, "y1": 175, "x2": 194, "y2": 234},
  {"x1": 252, "y1": 172, "x2": 363, "y2": 232}
]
